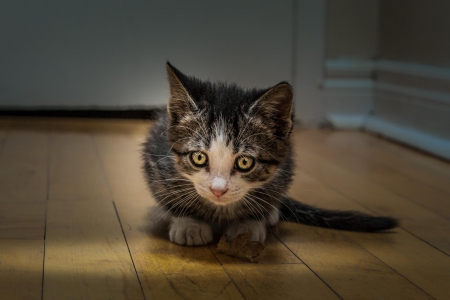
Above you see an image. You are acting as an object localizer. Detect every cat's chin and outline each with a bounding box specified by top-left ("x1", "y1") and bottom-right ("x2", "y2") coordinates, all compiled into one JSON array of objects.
[
  {"x1": 205, "y1": 196, "x2": 237, "y2": 206},
  {"x1": 197, "y1": 189, "x2": 240, "y2": 206}
]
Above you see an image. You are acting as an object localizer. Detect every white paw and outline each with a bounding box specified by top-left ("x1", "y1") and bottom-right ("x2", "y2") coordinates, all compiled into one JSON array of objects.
[
  {"x1": 225, "y1": 220, "x2": 266, "y2": 243},
  {"x1": 169, "y1": 217, "x2": 213, "y2": 246}
]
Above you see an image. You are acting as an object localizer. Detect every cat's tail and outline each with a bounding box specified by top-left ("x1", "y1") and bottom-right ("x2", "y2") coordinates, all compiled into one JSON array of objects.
[{"x1": 279, "y1": 197, "x2": 398, "y2": 232}]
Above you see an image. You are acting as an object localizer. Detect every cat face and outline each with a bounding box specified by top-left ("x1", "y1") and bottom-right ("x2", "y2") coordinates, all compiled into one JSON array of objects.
[{"x1": 165, "y1": 63, "x2": 293, "y2": 206}]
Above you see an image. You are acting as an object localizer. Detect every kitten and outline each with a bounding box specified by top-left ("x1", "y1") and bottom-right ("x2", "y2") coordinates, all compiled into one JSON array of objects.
[{"x1": 142, "y1": 62, "x2": 397, "y2": 246}]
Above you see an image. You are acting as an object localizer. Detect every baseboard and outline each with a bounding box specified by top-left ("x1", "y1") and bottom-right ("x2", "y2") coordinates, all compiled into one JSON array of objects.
[
  {"x1": 0, "y1": 107, "x2": 164, "y2": 120},
  {"x1": 323, "y1": 59, "x2": 376, "y2": 129},
  {"x1": 323, "y1": 58, "x2": 450, "y2": 159},
  {"x1": 365, "y1": 116, "x2": 450, "y2": 161},
  {"x1": 326, "y1": 114, "x2": 369, "y2": 129}
]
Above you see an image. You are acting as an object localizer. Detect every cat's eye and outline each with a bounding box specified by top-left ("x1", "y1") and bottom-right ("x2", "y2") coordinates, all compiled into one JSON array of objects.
[
  {"x1": 236, "y1": 156, "x2": 254, "y2": 172},
  {"x1": 190, "y1": 151, "x2": 208, "y2": 167}
]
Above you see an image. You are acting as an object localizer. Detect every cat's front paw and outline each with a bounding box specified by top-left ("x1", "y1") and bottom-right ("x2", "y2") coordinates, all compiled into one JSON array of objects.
[
  {"x1": 169, "y1": 217, "x2": 213, "y2": 246},
  {"x1": 225, "y1": 220, "x2": 266, "y2": 243}
]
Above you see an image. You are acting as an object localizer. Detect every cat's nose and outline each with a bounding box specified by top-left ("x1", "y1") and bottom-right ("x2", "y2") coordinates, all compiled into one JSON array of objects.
[{"x1": 210, "y1": 187, "x2": 228, "y2": 197}]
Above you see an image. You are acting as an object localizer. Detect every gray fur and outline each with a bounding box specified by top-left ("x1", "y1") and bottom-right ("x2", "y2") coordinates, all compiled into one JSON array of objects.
[{"x1": 142, "y1": 63, "x2": 398, "y2": 245}]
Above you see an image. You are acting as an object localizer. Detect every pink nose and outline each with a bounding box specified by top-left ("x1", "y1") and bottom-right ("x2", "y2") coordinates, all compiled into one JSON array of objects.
[{"x1": 210, "y1": 187, "x2": 228, "y2": 197}]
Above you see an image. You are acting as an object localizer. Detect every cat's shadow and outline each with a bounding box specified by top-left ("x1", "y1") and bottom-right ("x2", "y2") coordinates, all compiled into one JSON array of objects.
[{"x1": 140, "y1": 205, "x2": 172, "y2": 240}]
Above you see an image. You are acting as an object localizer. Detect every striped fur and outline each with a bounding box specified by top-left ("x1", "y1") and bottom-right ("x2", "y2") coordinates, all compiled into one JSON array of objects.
[{"x1": 142, "y1": 63, "x2": 397, "y2": 245}]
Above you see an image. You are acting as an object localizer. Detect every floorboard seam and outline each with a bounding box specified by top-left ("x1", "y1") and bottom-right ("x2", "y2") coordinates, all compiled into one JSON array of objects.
[
  {"x1": 349, "y1": 235, "x2": 436, "y2": 299},
  {"x1": 91, "y1": 134, "x2": 147, "y2": 300},
  {"x1": 112, "y1": 201, "x2": 147, "y2": 300},
  {"x1": 302, "y1": 137, "x2": 450, "y2": 220},
  {"x1": 207, "y1": 245, "x2": 248, "y2": 300},
  {"x1": 298, "y1": 152, "x2": 450, "y2": 257},
  {"x1": 273, "y1": 233, "x2": 344, "y2": 300},
  {"x1": 41, "y1": 125, "x2": 52, "y2": 300}
]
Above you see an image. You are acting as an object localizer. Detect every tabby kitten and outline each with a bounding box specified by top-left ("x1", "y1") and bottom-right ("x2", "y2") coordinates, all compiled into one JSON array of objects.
[{"x1": 142, "y1": 62, "x2": 397, "y2": 246}]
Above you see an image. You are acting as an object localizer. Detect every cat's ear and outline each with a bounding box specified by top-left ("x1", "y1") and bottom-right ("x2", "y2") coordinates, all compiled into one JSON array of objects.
[
  {"x1": 249, "y1": 82, "x2": 294, "y2": 137},
  {"x1": 166, "y1": 62, "x2": 197, "y2": 122}
]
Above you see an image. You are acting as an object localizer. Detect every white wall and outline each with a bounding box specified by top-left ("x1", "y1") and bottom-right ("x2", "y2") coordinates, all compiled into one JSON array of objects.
[{"x1": 0, "y1": 0, "x2": 293, "y2": 108}]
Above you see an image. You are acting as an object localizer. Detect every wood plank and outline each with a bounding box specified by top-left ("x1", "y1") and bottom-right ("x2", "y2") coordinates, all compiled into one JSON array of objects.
[
  {"x1": 44, "y1": 201, "x2": 144, "y2": 300},
  {"x1": 288, "y1": 169, "x2": 450, "y2": 299},
  {"x1": 291, "y1": 131, "x2": 450, "y2": 255},
  {"x1": 0, "y1": 118, "x2": 10, "y2": 151},
  {"x1": 0, "y1": 239, "x2": 44, "y2": 300},
  {"x1": 44, "y1": 130, "x2": 144, "y2": 300},
  {"x1": 277, "y1": 224, "x2": 432, "y2": 300},
  {"x1": 346, "y1": 229, "x2": 450, "y2": 300},
  {"x1": 0, "y1": 124, "x2": 48, "y2": 239},
  {"x1": 49, "y1": 132, "x2": 110, "y2": 202},
  {"x1": 300, "y1": 131, "x2": 450, "y2": 219},
  {"x1": 94, "y1": 133, "x2": 246, "y2": 299},
  {"x1": 95, "y1": 124, "x2": 422, "y2": 300},
  {"x1": 0, "y1": 201, "x2": 47, "y2": 239},
  {"x1": 222, "y1": 264, "x2": 340, "y2": 300},
  {"x1": 313, "y1": 130, "x2": 450, "y2": 195}
]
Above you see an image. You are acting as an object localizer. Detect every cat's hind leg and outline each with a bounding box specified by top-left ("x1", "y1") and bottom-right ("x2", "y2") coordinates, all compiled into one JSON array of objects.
[{"x1": 169, "y1": 216, "x2": 213, "y2": 246}]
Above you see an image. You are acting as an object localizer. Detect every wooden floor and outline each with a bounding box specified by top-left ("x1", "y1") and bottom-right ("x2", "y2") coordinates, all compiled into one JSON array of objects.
[{"x1": 1, "y1": 117, "x2": 450, "y2": 300}]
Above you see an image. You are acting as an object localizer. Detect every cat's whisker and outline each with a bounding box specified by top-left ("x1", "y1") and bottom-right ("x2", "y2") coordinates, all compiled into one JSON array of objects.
[
  {"x1": 250, "y1": 187, "x2": 293, "y2": 213},
  {"x1": 149, "y1": 152, "x2": 177, "y2": 166},
  {"x1": 170, "y1": 191, "x2": 199, "y2": 217},
  {"x1": 154, "y1": 190, "x2": 198, "y2": 223},
  {"x1": 179, "y1": 194, "x2": 200, "y2": 218},
  {"x1": 242, "y1": 197, "x2": 263, "y2": 224},
  {"x1": 156, "y1": 186, "x2": 195, "y2": 199},
  {"x1": 244, "y1": 194, "x2": 278, "y2": 231},
  {"x1": 150, "y1": 188, "x2": 197, "y2": 220},
  {"x1": 251, "y1": 189, "x2": 300, "y2": 223},
  {"x1": 147, "y1": 178, "x2": 192, "y2": 184},
  {"x1": 243, "y1": 196, "x2": 273, "y2": 231}
]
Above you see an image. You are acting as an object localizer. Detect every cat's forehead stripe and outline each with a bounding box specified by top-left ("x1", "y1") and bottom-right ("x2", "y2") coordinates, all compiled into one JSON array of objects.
[
  {"x1": 208, "y1": 135, "x2": 234, "y2": 175},
  {"x1": 213, "y1": 118, "x2": 226, "y2": 143}
]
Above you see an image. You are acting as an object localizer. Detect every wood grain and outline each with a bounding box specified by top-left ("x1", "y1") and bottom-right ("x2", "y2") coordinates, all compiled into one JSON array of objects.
[
  {"x1": 299, "y1": 131, "x2": 450, "y2": 219},
  {"x1": 292, "y1": 131, "x2": 450, "y2": 255},
  {"x1": 94, "y1": 133, "x2": 246, "y2": 299},
  {"x1": 222, "y1": 264, "x2": 340, "y2": 300},
  {"x1": 0, "y1": 125, "x2": 48, "y2": 239},
  {"x1": 43, "y1": 200, "x2": 144, "y2": 300},
  {"x1": 0, "y1": 239, "x2": 44, "y2": 300},
  {"x1": 277, "y1": 223, "x2": 434, "y2": 300},
  {"x1": 0, "y1": 118, "x2": 10, "y2": 151},
  {"x1": 310, "y1": 130, "x2": 450, "y2": 195},
  {"x1": 49, "y1": 132, "x2": 110, "y2": 202},
  {"x1": 288, "y1": 169, "x2": 450, "y2": 299},
  {"x1": 2, "y1": 117, "x2": 450, "y2": 300},
  {"x1": 44, "y1": 129, "x2": 144, "y2": 300}
]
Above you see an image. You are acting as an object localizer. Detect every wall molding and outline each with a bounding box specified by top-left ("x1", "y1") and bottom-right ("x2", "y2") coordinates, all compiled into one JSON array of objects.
[
  {"x1": 322, "y1": 59, "x2": 376, "y2": 129},
  {"x1": 323, "y1": 58, "x2": 450, "y2": 159},
  {"x1": 366, "y1": 116, "x2": 450, "y2": 161}
]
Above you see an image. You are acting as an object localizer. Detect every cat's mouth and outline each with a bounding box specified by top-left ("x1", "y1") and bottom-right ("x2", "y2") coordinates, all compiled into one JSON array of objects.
[
  {"x1": 203, "y1": 192, "x2": 236, "y2": 206},
  {"x1": 194, "y1": 184, "x2": 240, "y2": 206}
]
